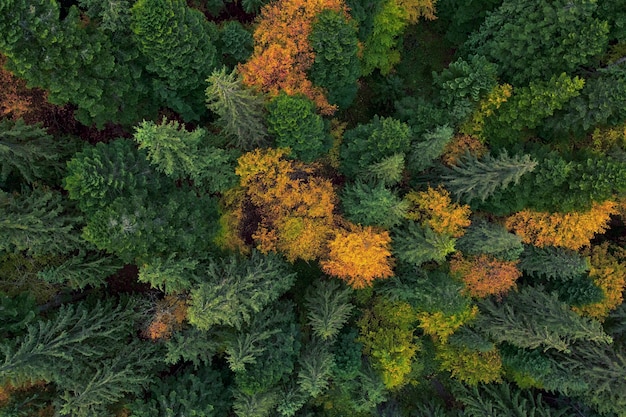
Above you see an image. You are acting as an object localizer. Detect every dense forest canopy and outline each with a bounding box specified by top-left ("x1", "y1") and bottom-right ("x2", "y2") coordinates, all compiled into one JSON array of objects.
[{"x1": 2, "y1": 0, "x2": 626, "y2": 416}]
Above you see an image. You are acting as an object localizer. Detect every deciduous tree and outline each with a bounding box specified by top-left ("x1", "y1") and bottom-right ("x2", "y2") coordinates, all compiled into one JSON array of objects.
[
  {"x1": 450, "y1": 253, "x2": 521, "y2": 298},
  {"x1": 404, "y1": 187, "x2": 472, "y2": 238}
]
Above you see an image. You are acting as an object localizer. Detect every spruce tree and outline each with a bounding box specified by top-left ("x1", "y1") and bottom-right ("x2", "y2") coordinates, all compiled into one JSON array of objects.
[
  {"x1": 297, "y1": 341, "x2": 335, "y2": 398},
  {"x1": 456, "y1": 218, "x2": 524, "y2": 261},
  {"x1": 38, "y1": 251, "x2": 123, "y2": 290},
  {"x1": 341, "y1": 181, "x2": 408, "y2": 229},
  {"x1": 304, "y1": 280, "x2": 354, "y2": 341},
  {"x1": 519, "y1": 245, "x2": 590, "y2": 281},
  {"x1": 392, "y1": 222, "x2": 456, "y2": 266},
  {"x1": 407, "y1": 125, "x2": 455, "y2": 174}
]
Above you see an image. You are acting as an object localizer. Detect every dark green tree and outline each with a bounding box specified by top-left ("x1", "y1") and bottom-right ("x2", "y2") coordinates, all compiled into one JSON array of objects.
[
  {"x1": 392, "y1": 222, "x2": 456, "y2": 266},
  {"x1": 0, "y1": 292, "x2": 36, "y2": 336},
  {"x1": 456, "y1": 218, "x2": 523, "y2": 261},
  {"x1": 462, "y1": 0, "x2": 609, "y2": 86},
  {"x1": 131, "y1": 0, "x2": 219, "y2": 121},
  {"x1": 138, "y1": 255, "x2": 200, "y2": 294},
  {"x1": 407, "y1": 125, "x2": 454, "y2": 174},
  {"x1": 341, "y1": 181, "x2": 408, "y2": 229},
  {"x1": 266, "y1": 93, "x2": 330, "y2": 162},
  {"x1": 519, "y1": 245, "x2": 590, "y2": 281},
  {"x1": 309, "y1": 10, "x2": 361, "y2": 109},
  {"x1": 297, "y1": 341, "x2": 335, "y2": 398},
  {"x1": 217, "y1": 21, "x2": 253, "y2": 69},
  {"x1": 187, "y1": 251, "x2": 296, "y2": 331},
  {"x1": 205, "y1": 67, "x2": 269, "y2": 150},
  {"x1": 304, "y1": 280, "x2": 354, "y2": 341},
  {"x1": 37, "y1": 251, "x2": 123, "y2": 290}
]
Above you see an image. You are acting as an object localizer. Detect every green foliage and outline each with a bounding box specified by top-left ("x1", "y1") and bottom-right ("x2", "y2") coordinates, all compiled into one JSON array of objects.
[
  {"x1": 519, "y1": 245, "x2": 590, "y2": 281},
  {"x1": 240, "y1": 0, "x2": 270, "y2": 14},
  {"x1": 341, "y1": 116, "x2": 412, "y2": 179},
  {"x1": 0, "y1": 187, "x2": 84, "y2": 257},
  {"x1": 434, "y1": 55, "x2": 498, "y2": 108},
  {"x1": 218, "y1": 21, "x2": 253, "y2": 68},
  {"x1": 129, "y1": 365, "x2": 231, "y2": 417},
  {"x1": 206, "y1": 67, "x2": 269, "y2": 150},
  {"x1": 341, "y1": 181, "x2": 408, "y2": 229},
  {"x1": 0, "y1": 119, "x2": 76, "y2": 186},
  {"x1": 456, "y1": 218, "x2": 523, "y2": 261},
  {"x1": 38, "y1": 251, "x2": 123, "y2": 290},
  {"x1": 163, "y1": 326, "x2": 221, "y2": 366},
  {"x1": 304, "y1": 280, "x2": 354, "y2": 341},
  {"x1": 463, "y1": 0, "x2": 609, "y2": 86},
  {"x1": 64, "y1": 139, "x2": 163, "y2": 216},
  {"x1": 297, "y1": 342, "x2": 335, "y2": 398},
  {"x1": 77, "y1": 0, "x2": 132, "y2": 33},
  {"x1": 138, "y1": 255, "x2": 199, "y2": 294},
  {"x1": 233, "y1": 389, "x2": 278, "y2": 417},
  {"x1": 133, "y1": 118, "x2": 239, "y2": 193},
  {"x1": 392, "y1": 222, "x2": 456, "y2": 266},
  {"x1": 435, "y1": 0, "x2": 503, "y2": 46},
  {"x1": 407, "y1": 125, "x2": 454, "y2": 174},
  {"x1": 131, "y1": 0, "x2": 219, "y2": 120},
  {"x1": 187, "y1": 251, "x2": 296, "y2": 330},
  {"x1": 476, "y1": 286, "x2": 612, "y2": 353},
  {"x1": 0, "y1": 292, "x2": 36, "y2": 335},
  {"x1": 266, "y1": 93, "x2": 329, "y2": 162},
  {"x1": 441, "y1": 151, "x2": 538, "y2": 204},
  {"x1": 361, "y1": 153, "x2": 406, "y2": 186},
  {"x1": 309, "y1": 10, "x2": 361, "y2": 109}
]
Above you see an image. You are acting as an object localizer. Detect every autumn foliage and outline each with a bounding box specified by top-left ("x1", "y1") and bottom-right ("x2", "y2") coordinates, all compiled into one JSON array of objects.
[
  {"x1": 239, "y1": 0, "x2": 348, "y2": 115},
  {"x1": 441, "y1": 134, "x2": 488, "y2": 166},
  {"x1": 417, "y1": 305, "x2": 478, "y2": 343},
  {"x1": 143, "y1": 295, "x2": 188, "y2": 340},
  {"x1": 450, "y1": 253, "x2": 521, "y2": 298},
  {"x1": 505, "y1": 200, "x2": 618, "y2": 250},
  {"x1": 435, "y1": 343, "x2": 502, "y2": 385},
  {"x1": 321, "y1": 224, "x2": 394, "y2": 289},
  {"x1": 404, "y1": 186, "x2": 472, "y2": 237}
]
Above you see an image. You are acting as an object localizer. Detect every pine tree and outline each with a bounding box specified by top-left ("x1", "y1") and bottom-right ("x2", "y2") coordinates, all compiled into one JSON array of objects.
[
  {"x1": 205, "y1": 67, "x2": 268, "y2": 150},
  {"x1": 304, "y1": 280, "x2": 354, "y2": 341},
  {"x1": 131, "y1": 0, "x2": 219, "y2": 120},
  {"x1": 392, "y1": 222, "x2": 456, "y2": 266},
  {"x1": 187, "y1": 251, "x2": 296, "y2": 330},
  {"x1": 341, "y1": 181, "x2": 408, "y2": 229},
  {"x1": 456, "y1": 218, "x2": 524, "y2": 261},
  {"x1": 441, "y1": 151, "x2": 538, "y2": 204}
]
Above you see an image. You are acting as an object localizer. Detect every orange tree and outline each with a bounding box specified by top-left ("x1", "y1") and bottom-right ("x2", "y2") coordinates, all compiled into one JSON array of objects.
[{"x1": 449, "y1": 253, "x2": 521, "y2": 298}]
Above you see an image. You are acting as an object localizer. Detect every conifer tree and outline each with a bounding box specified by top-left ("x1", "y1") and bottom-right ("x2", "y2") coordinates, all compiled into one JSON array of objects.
[
  {"x1": 38, "y1": 251, "x2": 123, "y2": 290},
  {"x1": 297, "y1": 342, "x2": 335, "y2": 398},
  {"x1": 137, "y1": 255, "x2": 199, "y2": 294},
  {"x1": 441, "y1": 151, "x2": 538, "y2": 204},
  {"x1": 392, "y1": 222, "x2": 456, "y2": 266},
  {"x1": 304, "y1": 280, "x2": 354, "y2": 341},
  {"x1": 456, "y1": 218, "x2": 524, "y2": 261},
  {"x1": 518, "y1": 245, "x2": 590, "y2": 281},
  {"x1": 205, "y1": 67, "x2": 268, "y2": 150},
  {"x1": 361, "y1": 153, "x2": 405, "y2": 186},
  {"x1": 407, "y1": 125, "x2": 455, "y2": 174},
  {"x1": 341, "y1": 181, "x2": 408, "y2": 229}
]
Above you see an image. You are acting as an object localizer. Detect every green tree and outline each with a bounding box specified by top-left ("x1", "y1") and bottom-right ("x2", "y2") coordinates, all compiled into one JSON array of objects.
[
  {"x1": 206, "y1": 67, "x2": 269, "y2": 150},
  {"x1": 131, "y1": 0, "x2": 219, "y2": 121},
  {"x1": 309, "y1": 10, "x2": 361, "y2": 109},
  {"x1": 456, "y1": 218, "x2": 524, "y2": 261},
  {"x1": 232, "y1": 390, "x2": 278, "y2": 417},
  {"x1": 392, "y1": 222, "x2": 456, "y2": 266},
  {"x1": 266, "y1": 93, "x2": 330, "y2": 162},
  {"x1": 297, "y1": 341, "x2": 335, "y2": 398},
  {"x1": 217, "y1": 21, "x2": 253, "y2": 69},
  {"x1": 38, "y1": 251, "x2": 123, "y2": 290},
  {"x1": 361, "y1": 153, "x2": 406, "y2": 186},
  {"x1": 133, "y1": 118, "x2": 238, "y2": 193},
  {"x1": 0, "y1": 292, "x2": 36, "y2": 336},
  {"x1": 138, "y1": 255, "x2": 199, "y2": 294},
  {"x1": 519, "y1": 245, "x2": 590, "y2": 281},
  {"x1": 340, "y1": 116, "x2": 412, "y2": 179},
  {"x1": 187, "y1": 251, "x2": 296, "y2": 331},
  {"x1": 462, "y1": 0, "x2": 609, "y2": 86},
  {"x1": 407, "y1": 125, "x2": 455, "y2": 174},
  {"x1": 441, "y1": 151, "x2": 538, "y2": 204},
  {"x1": 0, "y1": 187, "x2": 84, "y2": 257},
  {"x1": 476, "y1": 286, "x2": 612, "y2": 352},
  {"x1": 304, "y1": 280, "x2": 354, "y2": 341},
  {"x1": 341, "y1": 181, "x2": 408, "y2": 229}
]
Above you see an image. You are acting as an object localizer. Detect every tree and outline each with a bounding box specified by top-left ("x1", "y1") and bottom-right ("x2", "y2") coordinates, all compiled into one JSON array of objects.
[
  {"x1": 456, "y1": 218, "x2": 523, "y2": 261},
  {"x1": 142, "y1": 294, "x2": 188, "y2": 341},
  {"x1": 341, "y1": 181, "x2": 408, "y2": 229},
  {"x1": 449, "y1": 253, "x2": 521, "y2": 298},
  {"x1": 462, "y1": 0, "x2": 609, "y2": 86},
  {"x1": 321, "y1": 224, "x2": 394, "y2": 289},
  {"x1": 304, "y1": 280, "x2": 354, "y2": 341},
  {"x1": 308, "y1": 10, "x2": 361, "y2": 109},
  {"x1": 417, "y1": 304, "x2": 478, "y2": 343},
  {"x1": 504, "y1": 200, "x2": 618, "y2": 250},
  {"x1": 217, "y1": 21, "x2": 253, "y2": 69},
  {"x1": 357, "y1": 298, "x2": 420, "y2": 390},
  {"x1": 138, "y1": 255, "x2": 199, "y2": 294},
  {"x1": 38, "y1": 251, "x2": 123, "y2": 290},
  {"x1": 187, "y1": 251, "x2": 296, "y2": 330},
  {"x1": 435, "y1": 343, "x2": 502, "y2": 385},
  {"x1": 518, "y1": 245, "x2": 590, "y2": 281},
  {"x1": 297, "y1": 342, "x2": 335, "y2": 398},
  {"x1": 133, "y1": 118, "x2": 239, "y2": 193},
  {"x1": 131, "y1": 0, "x2": 219, "y2": 120},
  {"x1": 266, "y1": 93, "x2": 330, "y2": 162},
  {"x1": 441, "y1": 151, "x2": 538, "y2": 204},
  {"x1": 404, "y1": 187, "x2": 472, "y2": 238},
  {"x1": 407, "y1": 125, "x2": 455, "y2": 174},
  {"x1": 475, "y1": 286, "x2": 612, "y2": 353},
  {"x1": 206, "y1": 67, "x2": 268, "y2": 150},
  {"x1": 360, "y1": 153, "x2": 406, "y2": 186},
  {"x1": 391, "y1": 222, "x2": 456, "y2": 266}
]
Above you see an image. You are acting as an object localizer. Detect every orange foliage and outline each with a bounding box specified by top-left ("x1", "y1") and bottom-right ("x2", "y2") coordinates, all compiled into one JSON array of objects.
[
  {"x1": 441, "y1": 133, "x2": 488, "y2": 166},
  {"x1": 321, "y1": 223, "x2": 394, "y2": 289},
  {"x1": 574, "y1": 243, "x2": 626, "y2": 320},
  {"x1": 238, "y1": 0, "x2": 346, "y2": 114},
  {"x1": 144, "y1": 295, "x2": 188, "y2": 340},
  {"x1": 450, "y1": 253, "x2": 521, "y2": 298},
  {"x1": 235, "y1": 148, "x2": 336, "y2": 261},
  {"x1": 505, "y1": 200, "x2": 618, "y2": 250},
  {"x1": 404, "y1": 187, "x2": 472, "y2": 237}
]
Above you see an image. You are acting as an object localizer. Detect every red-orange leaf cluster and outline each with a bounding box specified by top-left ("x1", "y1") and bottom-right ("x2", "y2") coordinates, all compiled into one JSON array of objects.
[
  {"x1": 143, "y1": 295, "x2": 188, "y2": 341},
  {"x1": 450, "y1": 253, "x2": 521, "y2": 298}
]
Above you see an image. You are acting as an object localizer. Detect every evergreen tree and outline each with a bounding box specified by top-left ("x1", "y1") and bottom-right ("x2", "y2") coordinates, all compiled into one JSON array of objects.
[
  {"x1": 297, "y1": 341, "x2": 335, "y2": 398},
  {"x1": 407, "y1": 125, "x2": 455, "y2": 174},
  {"x1": 217, "y1": 21, "x2": 253, "y2": 69},
  {"x1": 205, "y1": 67, "x2": 268, "y2": 150},
  {"x1": 476, "y1": 286, "x2": 612, "y2": 352},
  {"x1": 38, "y1": 251, "x2": 123, "y2": 290},
  {"x1": 232, "y1": 390, "x2": 278, "y2": 417},
  {"x1": 441, "y1": 151, "x2": 537, "y2": 204},
  {"x1": 456, "y1": 218, "x2": 524, "y2": 261},
  {"x1": 0, "y1": 187, "x2": 84, "y2": 257},
  {"x1": 0, "y1": 291, "x2": 36, "y2": 336},
  {"x1": 309, "y1": 10, "x2": 361, "y2": 109},
  {"x1": 138, "y1": 255, "x2": 199, "y2": 294},
  {"x1": 187, "y1": 251, "x2": 296, "y2": 330},
  {"x1": 341, "y1": 181, "x2": 408, "y2": 229},
  {"x1": 392, "y1": 222, "x2": 456, "y2": 266},
  {"x1": 361, "y1": 153, "x2": 406, "y2": 186},
  {"x1": 304, "y1": 280, "x2": 354, "y2": 341},
  {"x1": 131, "y1": 0, "x2": 219, "y2": 120},
  {"x1": 518, "y1": 245, "x2": 590, "y2": 281}
]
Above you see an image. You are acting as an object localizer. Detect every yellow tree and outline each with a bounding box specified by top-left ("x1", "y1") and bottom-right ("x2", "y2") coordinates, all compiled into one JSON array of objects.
[{"x1": 404, "y1": 186, "x2": 472, "y2": 238}]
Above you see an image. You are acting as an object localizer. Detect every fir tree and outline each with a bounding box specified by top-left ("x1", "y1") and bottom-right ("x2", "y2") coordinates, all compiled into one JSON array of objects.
[
  {"x1": 138, "y1": 255, "x2": 200, "y2": 294},
  {"x1": 407, "y1": 125, "x2": 455, "y2": 174},
  {"x1": 341, "y1": 181, "x2": 408, "y2": 229},
  {"x1": 38, "y1": 251, "x2": 123, "y2": 290},
  {"x1": 361, "y1": 153, "x2": 405, "y2": 186},
  {"x1": 518, "y1": 245, "x2": 590, "y2": 281},
  {"x1": 297, "y1": 342, "x2": 335, "y2": 398},
  {"x1": 304, "y1": 280, "x2": 354, "y2": 341},
  {"x1": 392, "y1": 222, "x2": 456, "y2": 266},
  {"x1": 456, "y1": 218, "x2": 524, "y2": 261}
]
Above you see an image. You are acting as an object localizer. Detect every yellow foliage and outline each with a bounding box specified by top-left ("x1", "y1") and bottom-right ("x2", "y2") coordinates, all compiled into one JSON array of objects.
[
  {"x1": 574, "y1": 243, "x2": 626, "y2": 320},
  {"x1": 435, "y1": 343, "x2": 502, "y2": 385},
  {"x1": 460, "y1": 84, "x2": 512, "y2": 140},
  {"x1": 321, "y1": 223, "x2": 394, "y2": 289},
  {"x1": 590, "y1": 124, "x2": 626, "y2": 152},
  {"x1": 505, "y1": 200, "x2": 618, "y2": 250},
  {"x1": 417, "y1": 305, "x2": 478, "y2": 343},
  {"x1": 395, "y1": 0, "x2": 437, "y2": 23},
  {"x1": 404, "y1": 187, "x2": 472, "y2": 237}
]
